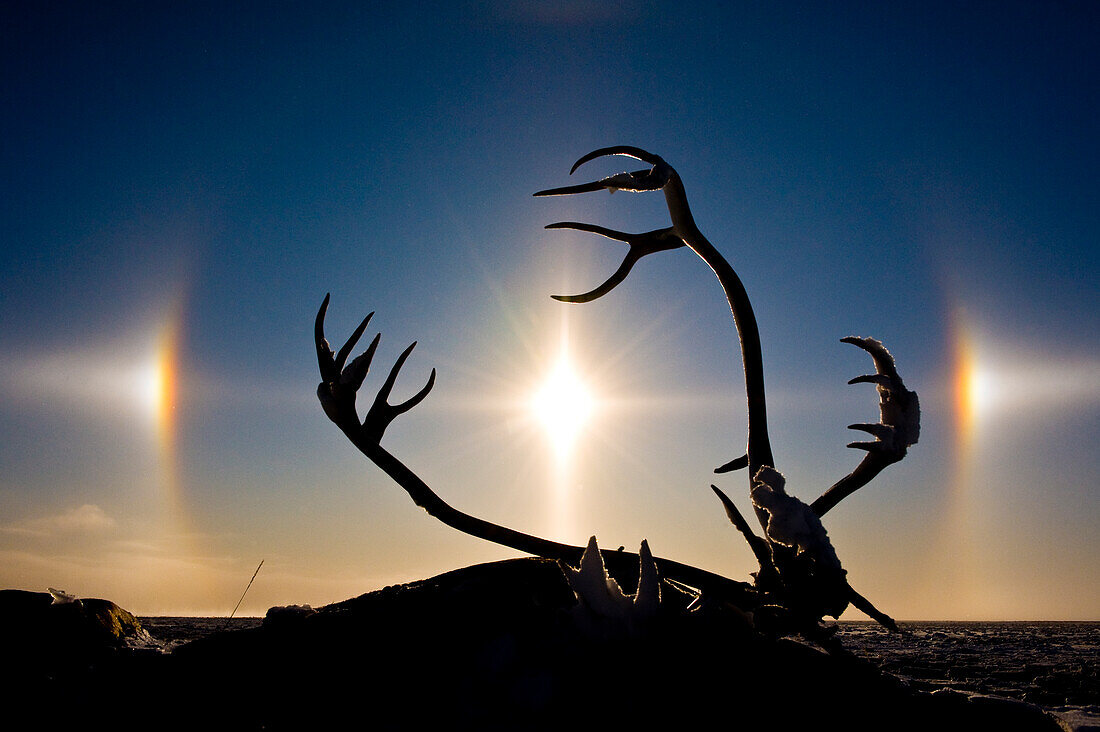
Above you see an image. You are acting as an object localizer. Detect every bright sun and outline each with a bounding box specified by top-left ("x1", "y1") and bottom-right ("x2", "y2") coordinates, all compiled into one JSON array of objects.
[{"x1": 531, "y1": 356, "x2": 594, "y2": 455}]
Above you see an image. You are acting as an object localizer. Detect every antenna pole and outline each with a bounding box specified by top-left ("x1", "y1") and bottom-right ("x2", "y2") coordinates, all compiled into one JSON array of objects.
[{"x1": 223, "y1": 559, "x2": 264, "y2": 630}]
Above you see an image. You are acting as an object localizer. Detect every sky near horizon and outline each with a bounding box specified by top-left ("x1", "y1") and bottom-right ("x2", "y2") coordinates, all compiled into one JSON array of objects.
[{"x1": 1, "y1": 1, "x2": 1097, "y2": 619}]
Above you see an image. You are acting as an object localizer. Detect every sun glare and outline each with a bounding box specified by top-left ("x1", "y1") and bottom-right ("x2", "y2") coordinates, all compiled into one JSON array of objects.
[
  {"x1": 956, "y1": 356, "x2": 992, "y2": 434},
  {"x1": 532, "y1": 357, "x2": 594, "y2": 456},
  {"x1": 138, "y1": 361, "x2": 163, "y2": 420},
  {"x1": 952, "y1": 320, "x2": 991, "y2": 444},
  {"x1": 137, "y1": 324, "x2": 179, "y2": 431}
]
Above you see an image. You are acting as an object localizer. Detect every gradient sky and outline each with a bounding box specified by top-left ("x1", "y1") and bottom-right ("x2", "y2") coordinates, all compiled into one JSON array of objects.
[{"x1": 1, "y1": 1, "x2": 1097, "y2": 619}]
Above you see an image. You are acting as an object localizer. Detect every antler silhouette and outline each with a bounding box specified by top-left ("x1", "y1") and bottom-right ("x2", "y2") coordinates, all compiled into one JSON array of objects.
[
  {"x1": 811, "y1": 337, "x2": 920, "y2": 517},
  {"x1": 314, "y1": 293, "x2": 756, "y2": 607},
  {"x1": 316, "y1": 147, "x2": 919, "y2": 632},
  {"x1": 535, "y1": 146, "x2": 775, "y2": 480},
  {"x1": 536, "y1": 147, "x2": 918, "y2": 629}
]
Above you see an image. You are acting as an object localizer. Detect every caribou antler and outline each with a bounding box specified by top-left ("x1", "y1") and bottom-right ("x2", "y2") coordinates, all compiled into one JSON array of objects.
[
  {"x1": 315, "y1": 147, "x2": 918, "y2": 633},
  {"x1": 314, "y1": 294, "x2": 756, "y2": 607},
  {"x1": 810, "y1": 337, "x2": 920, "y2": 517},
  {"x1": 535, "y1": 147, "x2": 775, "y2": 478},
  {"x1": 536, "y1": 147, "x2": 916, "y2": 629},
  {"x1": 315, "y1": 294, "x2": 435, "y2": 446}
]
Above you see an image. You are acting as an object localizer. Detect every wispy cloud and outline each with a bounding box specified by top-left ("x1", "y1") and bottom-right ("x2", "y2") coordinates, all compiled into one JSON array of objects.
[{"x1": 1, "y1": 504, "x2": 117, "y2": 538}]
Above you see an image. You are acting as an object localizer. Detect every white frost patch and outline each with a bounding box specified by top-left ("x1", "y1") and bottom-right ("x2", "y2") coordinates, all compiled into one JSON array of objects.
[
  {"x1": 560, "y1": 536, "x2": 660, "y2": 626},
  {"x1": 48, "y1": 587, "x2": 80, "y2": 605},
  {"x1": 750, "y1": 467, "x2": 841, "y2": 573}
]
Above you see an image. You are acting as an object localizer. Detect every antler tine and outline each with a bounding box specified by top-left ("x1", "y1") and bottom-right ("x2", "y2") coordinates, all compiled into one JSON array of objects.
[
  {"x1": 848, "y1": 374, "x2": 893, "y2": 387},
  {"x1": 316, "y1": 295, "x2": 381, "y2": 433},
  {"x1": 392, "y1": 367, "x2": 436, "y2": 417},
  {"x1": 841, "y1": 336, "x2": 901, "y2": 380},
  {"x1": 810, "y1": 337, "x2": 920, "y2": 517},
  {"x1": 715, "y1": 454, "x2": 749, "y2": 474},
  {"x1": 569, "y1": 145, "x2": 665, "y2": 173},
  {"x1": 341, "y1": 332, "x2": 381, "y2": 392},
  {"x1": 710, "y1": 485, "x2": 774, "y2": 578},
  {"x1": 544, "y1": 223, "x2": 683, "y2": 303},
  {"x1": 846, "y1": 422, "x2": 894, "y2": 449},
  {"x1": 550, "y1": 260, "x2": 637, "y2": 303},
  {"x1": 534, "y1": 147, "x2": 671, "y2": 198},
  {"x1": 374, "y1": 341, "x2": 419, "y2": 406},
  {"x1": 360, "y1": 341, "x2": 437, "y2": 443},
  {"x1": 315, "y1": 294, "x2": 337, "y2": 382},
  {"x1": 334, "y1": 312, "x2": 374, "y2": 373},
  {"x1": 545, "y1": 221, "x2": 636, "y2": 241},
  {"x1": 533, "y1": 179, "x2": 614, "y2": 197},
  {"x1": 537, "y1": 145, "x2": 777, "y2": 478},
  {"x1": 316, "y1": 293, "x2": 377, "y2": 380}
]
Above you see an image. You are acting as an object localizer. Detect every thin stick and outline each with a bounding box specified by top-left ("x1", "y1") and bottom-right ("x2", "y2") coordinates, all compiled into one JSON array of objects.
[{"x1": 223, "y1": 559, "x2": 264, "y2": 630}]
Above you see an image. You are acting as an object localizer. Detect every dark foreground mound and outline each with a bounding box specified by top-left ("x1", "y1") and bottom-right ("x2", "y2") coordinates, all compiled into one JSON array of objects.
[
  {"x1": 3, "y1": 561, "x2": 1060, "y2": 731},
  {"x1": 0, "y1": 588, "x2": 153, "y2": 668}
]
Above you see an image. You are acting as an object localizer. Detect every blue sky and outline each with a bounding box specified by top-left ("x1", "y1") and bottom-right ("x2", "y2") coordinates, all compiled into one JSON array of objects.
[{"x1": 1, "y1": 1, "x2": 1097, "y2": 618}]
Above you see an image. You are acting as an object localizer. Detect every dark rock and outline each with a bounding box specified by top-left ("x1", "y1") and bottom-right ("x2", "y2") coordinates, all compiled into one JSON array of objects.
[
  {"x1": 0, "y1": 587, "x2": 161, "y2": 726},
  {"x1": 1, "y1": 562, "x2": 1066, "y2": 731},
  {"x1": 0, "y1": 588, "x2": 152, "y2": 667},
  {"x1": 165, "y1": 559, "x2": 1062, "y2": 731},
  {"x1": 262, "y1": 603, "x2": 317, "y2": 630}
]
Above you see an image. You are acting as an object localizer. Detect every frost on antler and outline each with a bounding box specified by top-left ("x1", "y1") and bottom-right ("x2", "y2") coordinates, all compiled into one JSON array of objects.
[
  {"x1": 751, "y1": 467, "x2": 848, "y2": 618},
  {"x1": 559, "y1": 537, "x2": 662, "y2": 637}
]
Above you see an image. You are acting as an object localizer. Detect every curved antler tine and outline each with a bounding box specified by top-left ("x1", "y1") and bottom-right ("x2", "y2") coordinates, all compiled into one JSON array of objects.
[
  {"x1": 848, "y1": 374, "x2": 893, "y2": 387},
  {"x1": 335, "y1": 312, "x2": 374, "y2": 372},
  {"x1": 533, "y1": 179, "x2": 611, "y2": 197},
  {"x1": 546, "y1": 223, "x2": 683, "y2": 254},
  {"x1": 362, "y1": 343, "x2": 434, "y2": 442},
  {"x1": 848, "y1": 423, "x2": 894, "y2": 439},
  {"x1": 391, "y1": 368, "x2": 436, "y2": 417},
  {"x1": 546, "y1": 225, "x2": 684, "y2": 303},
  {"x1": 551, "y1": 250, "x2": 642, "y2": 303},
  {"x1": 375, "y1": 341, "x2": 418, "y2": 405},
  {"x1": 536, "y1": 144, "x2": 670, "y2": 199},
  {"x1": 316, "y1": 293, "x2": 337, "y2": 381},
  {"x1": 841, "y1": 336, "x2": 901, "y2": 380},
  {"x1": 710, "y1": 485, "x2": 774, "y2": 574},
  {"x1": 847, "y1": 439, "x2": 887, "y2": 453},
  {"x1": 570, "y1": 146, "x2": 664, "y2": 174},
  {"x1": 545, "y1": 221, "x2": 633, "y2": 242},
  {"x1": 711, "y1": 484, "x2": 752, "y2": 534},
  {"x1": 715, "y1": 454, "x2": 749, "y2": 474},
  {"x1": 341, "y1": 332, "x2": 381, "y2": 391},
  {"x1": 812, "y1": 337, "x2": 919, "y2": 518}
]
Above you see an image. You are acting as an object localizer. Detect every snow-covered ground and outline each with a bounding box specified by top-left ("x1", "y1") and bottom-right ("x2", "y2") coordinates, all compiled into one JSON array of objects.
[{"x1": 838, "y1": 621, "x2": 1100, "y2": 731}]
